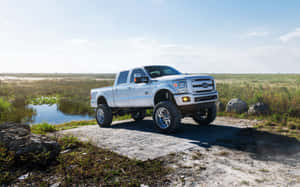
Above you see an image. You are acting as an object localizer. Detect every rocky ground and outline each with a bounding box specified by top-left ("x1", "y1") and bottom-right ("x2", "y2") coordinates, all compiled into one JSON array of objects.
[{"x1": 60, "y1": 117, "x2": 300, "y2": 187}]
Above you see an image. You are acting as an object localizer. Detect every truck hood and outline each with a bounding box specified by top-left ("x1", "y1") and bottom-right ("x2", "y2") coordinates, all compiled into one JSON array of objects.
[{"x1": 152, "y1": 74, "x2": 214, "y2": 81}]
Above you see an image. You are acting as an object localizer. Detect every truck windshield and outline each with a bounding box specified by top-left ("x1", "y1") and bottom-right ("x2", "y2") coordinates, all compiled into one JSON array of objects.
[{"x1": 144, "y1": 66, "x2": 181, "y2": 78}]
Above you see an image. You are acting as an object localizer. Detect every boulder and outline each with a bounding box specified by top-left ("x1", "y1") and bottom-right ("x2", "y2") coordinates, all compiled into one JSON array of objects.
[
  {"x1": 226, "y1": 98, "x2": 248, "y2": 114},
  {"x1": 248, "y1": 102, "x2": 269, "y2": 115},
  {"x1": 0, "y1": 123, "x2": 60, "y2": 166},
  {"x1": 216, "y1": 101, "x2": 225, "y2": 112}
]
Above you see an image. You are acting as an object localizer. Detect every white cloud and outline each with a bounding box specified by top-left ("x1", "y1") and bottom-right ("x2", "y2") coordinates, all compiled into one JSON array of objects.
[
  {"x1": 279, "y1": 28, "x2": 300, "y2": 42},
  {"x1": 246, "y1": 31, "x2": 269, "y2": 37}
]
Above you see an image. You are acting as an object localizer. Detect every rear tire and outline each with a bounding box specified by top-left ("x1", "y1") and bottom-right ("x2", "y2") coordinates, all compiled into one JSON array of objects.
[
  {"x1": 192, "y1": 103, "x2": 217, "y2": 125},
  {"x1": 132, "y1": 110, "x2": 146, "y2": 122},
  {"x1": 153, "y1": 101, "x2": 181, "y2": 133},
  {"x1": 96, "y1": 104, "x2": 113, "y2": 127}
]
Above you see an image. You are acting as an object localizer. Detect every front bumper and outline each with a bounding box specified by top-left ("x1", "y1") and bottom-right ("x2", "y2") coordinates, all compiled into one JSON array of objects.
[{"x1": 174, "y1": 91, "x2": 218, "y2": 106}]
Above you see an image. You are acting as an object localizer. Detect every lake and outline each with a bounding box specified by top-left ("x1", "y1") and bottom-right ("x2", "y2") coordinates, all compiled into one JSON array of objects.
[{"x1": 29, "y1": 104, "x2": 94, "y2": 125}]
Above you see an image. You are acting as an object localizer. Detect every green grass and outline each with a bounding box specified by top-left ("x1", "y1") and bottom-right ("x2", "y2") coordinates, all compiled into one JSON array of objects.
[
  {"x1": 30, "y1": 114, "x2": 134, "y2": 134},
  {"x1": 0, "y1": 136, "x2": 170, "y2": 186},
  {"x1": 29, "y1": 96, "x2": 59, "y2": 105},
  {"x1": 31, "y1": 122, "x2": 56, "y2": 134},
  {"x1": 0, "y1": 98, "x2": 12, "y2": 122}
]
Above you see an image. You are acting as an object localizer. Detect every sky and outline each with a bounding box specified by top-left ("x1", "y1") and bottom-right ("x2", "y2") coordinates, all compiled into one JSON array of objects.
[{"x1": 0, "y1": 0, "x2": 300, "y2": 73}]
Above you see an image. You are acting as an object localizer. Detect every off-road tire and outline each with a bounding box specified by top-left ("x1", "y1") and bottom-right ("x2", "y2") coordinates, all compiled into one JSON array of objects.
[
  {"x1": 192, "y1": 103, "x2": 217, "y2": 125},
  {"x1": 153, "y1": 101, "x2": 181, "y2": 133},
  {"x1": 96, "y1": 104, "x2": 113, "y2": 127},
  {"x1": 132, "y1": 110, "x2": 146, "y2": 122}
]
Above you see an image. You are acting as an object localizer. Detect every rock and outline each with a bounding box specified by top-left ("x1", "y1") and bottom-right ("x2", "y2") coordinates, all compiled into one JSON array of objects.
[
  {"x1": 50, "y1": 182, "x2": 61, "y2": 187},
  {"x1": 248, "y1": 102, "x2": 269, "y2": 115},
  {"x1": 225, "y1": 98, "x2": 248, "y2": 114},
  {"x1": 216, "y1": 101, "x2": 225, "y2": 112},
  {"x1": 18, "y1": 173, "x2": 29, "y2": 180},
  {"x1": 0, "y1": 122, "x2": 60, "y2": 166}
]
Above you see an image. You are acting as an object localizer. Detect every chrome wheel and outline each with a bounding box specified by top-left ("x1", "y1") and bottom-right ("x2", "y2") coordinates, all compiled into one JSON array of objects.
[
  {"x1": 97, "y1": 108, "x2": 105, "y2": 124},
  {"x1": 155, "y1": 107, "x2": 171, "y2": 129}
]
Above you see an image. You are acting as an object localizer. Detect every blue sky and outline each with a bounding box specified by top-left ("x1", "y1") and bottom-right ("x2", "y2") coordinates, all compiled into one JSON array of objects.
[{"x1": 0, "y1": 0, "x2": 300, "y2": 73}]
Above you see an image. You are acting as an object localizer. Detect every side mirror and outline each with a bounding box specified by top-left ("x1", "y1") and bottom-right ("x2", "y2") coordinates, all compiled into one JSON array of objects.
[{"x1": 134, "y1": 73, "x2": 149, "y2": 84}]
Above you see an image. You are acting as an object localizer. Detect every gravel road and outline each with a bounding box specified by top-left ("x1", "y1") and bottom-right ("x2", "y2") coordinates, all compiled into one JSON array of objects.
[{"x1": 59, "y1": 117, "x2": 300, "y2": 187}]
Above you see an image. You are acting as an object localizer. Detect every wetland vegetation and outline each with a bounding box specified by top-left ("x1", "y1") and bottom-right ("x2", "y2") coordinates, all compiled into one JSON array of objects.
[{"x1": 0, "y1": 73, "x2": 299, "y2": 139}]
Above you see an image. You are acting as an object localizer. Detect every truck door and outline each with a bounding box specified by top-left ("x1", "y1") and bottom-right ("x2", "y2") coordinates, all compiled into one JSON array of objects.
[
  {"x1": 129, "y1": 69, "x2": 153, "y2": 107},
  {"x1": 114, "y1": 71, "x2": 130, "y2": 107}
]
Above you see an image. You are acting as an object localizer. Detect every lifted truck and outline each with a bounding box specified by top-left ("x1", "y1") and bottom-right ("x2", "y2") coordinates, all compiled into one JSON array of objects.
[{"x1": 91, "y1": 65, "x2": 218, "y2": 133}]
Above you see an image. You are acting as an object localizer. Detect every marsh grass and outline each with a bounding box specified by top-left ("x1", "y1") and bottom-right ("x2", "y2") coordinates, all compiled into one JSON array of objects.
[
  {"x1": 29, "y1": 96, "x2": 59, "y2": 105},
  {"x1": 1, "y1": 74, "x2": 299, "y2": 134}
]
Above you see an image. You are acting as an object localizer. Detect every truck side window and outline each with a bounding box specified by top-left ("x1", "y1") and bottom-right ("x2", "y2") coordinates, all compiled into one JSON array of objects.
[
  {"x1": 130, "y1": 69, "x2": 146, "y2": 83},
  {"x1": 117, "y1": 71, "x2": 129, "y2": 85}
]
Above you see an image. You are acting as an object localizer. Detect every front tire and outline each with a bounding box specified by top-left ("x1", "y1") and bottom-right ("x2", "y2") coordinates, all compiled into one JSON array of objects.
[
  {"x1": 192, "y1": 103, "x2": 217, "y2": 125},
  {"x1": 153, "y1": 101, "x2": 181, "y2": 133},
  {"x1": 132, "y1": 110, "x2": 146, "y2": 122},
  {"x1": 96, "y1": 104, "x2": 113, "y2": 127}
]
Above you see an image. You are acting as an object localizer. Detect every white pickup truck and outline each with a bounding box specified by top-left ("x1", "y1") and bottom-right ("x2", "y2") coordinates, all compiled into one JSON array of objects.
[{"x1": 91, "y1": 65, "x2": 218, "y2": 133}]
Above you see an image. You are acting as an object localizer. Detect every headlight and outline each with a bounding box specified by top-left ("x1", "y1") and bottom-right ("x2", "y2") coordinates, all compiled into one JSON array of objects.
[{"x1": 173, "y1": 80, "x2": 188, "y2": 93}]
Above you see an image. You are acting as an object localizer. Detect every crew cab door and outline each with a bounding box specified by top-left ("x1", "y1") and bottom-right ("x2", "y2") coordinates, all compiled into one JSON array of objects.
[
  {"x1": 114, "y1": 71, "x2": 130, "y2": 107},
  {"x1": 129, "y1": 69, "x2": 153, "y2": 107}
]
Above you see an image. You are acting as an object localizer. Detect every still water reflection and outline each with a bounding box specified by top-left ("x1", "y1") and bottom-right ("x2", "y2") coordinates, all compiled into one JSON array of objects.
[{"x1": 29, "y1": 104, "x2": 94, "y2": 124}]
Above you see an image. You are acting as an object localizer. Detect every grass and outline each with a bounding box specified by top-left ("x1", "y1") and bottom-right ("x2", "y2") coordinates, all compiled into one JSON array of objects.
[
  {"x1": 29, "y1": 96, "x2": 59, "y2": 105},
  {"x1": 218, "y1": 111, "x2": 300, "y2": 140},
  {"x1": 31, "y1": 122, "x2": 56, "y2": 134},
  {"x1": 30, "y1": 114, "x2": 134, "y2": 134},
  {"x1": 0, "y1": 98, "x2": 12, "y2": 122},
  {"x1": 241, "y1": 180, "x2": 250, "y2": 185},
  {"x1": 0, "y1": 136, "x2": 170, "y2": 186},
  {"x1": 54, "y1": 120, "x2": 97, "y2": 131},
  {"x1": 253, "y1": 118, "x2": 300, "y2": 141}
]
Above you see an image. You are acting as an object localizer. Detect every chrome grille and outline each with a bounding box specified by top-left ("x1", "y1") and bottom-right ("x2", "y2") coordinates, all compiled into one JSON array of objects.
[{"x1": 191, "y1": 79, "x2": 214, "y2": 94}]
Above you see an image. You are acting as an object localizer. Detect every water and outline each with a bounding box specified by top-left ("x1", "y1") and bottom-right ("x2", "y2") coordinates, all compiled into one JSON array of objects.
[{"x1": 29, "y1": 104, "x2": 94, "y2": 125}]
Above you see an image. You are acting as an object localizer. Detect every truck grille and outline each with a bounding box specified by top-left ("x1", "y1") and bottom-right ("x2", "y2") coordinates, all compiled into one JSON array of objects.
[
  {"x1": 195, "y1": 95, "x2": 217, "y2": 102},
  {"x1": 191, "y1": 79, "x2": 214, "y2": 94}
]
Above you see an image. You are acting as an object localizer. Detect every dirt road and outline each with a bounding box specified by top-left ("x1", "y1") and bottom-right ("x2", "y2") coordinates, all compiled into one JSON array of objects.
[{"x1": 60, "y1": 117, "x2": 300, "y2": 186}]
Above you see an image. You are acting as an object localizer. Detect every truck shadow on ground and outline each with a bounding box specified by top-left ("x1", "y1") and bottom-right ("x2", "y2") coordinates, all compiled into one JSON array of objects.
[{"x1": 111, "y1": 119, "x2": 300, "y2": 165}]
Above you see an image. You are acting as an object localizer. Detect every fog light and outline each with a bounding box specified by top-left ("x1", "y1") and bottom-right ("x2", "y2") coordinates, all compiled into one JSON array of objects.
[{"x1": 182, "y1": 96, "x2": 190, "y2": 102}]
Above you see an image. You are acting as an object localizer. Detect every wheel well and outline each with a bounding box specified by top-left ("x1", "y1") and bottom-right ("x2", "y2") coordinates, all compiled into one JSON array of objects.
[
  {"x1": 154, "y1": 89, "x2": 175, "y2": 105},
  {"x1": 97, "y1": 96, "x2": 108, "y2": 105}
]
